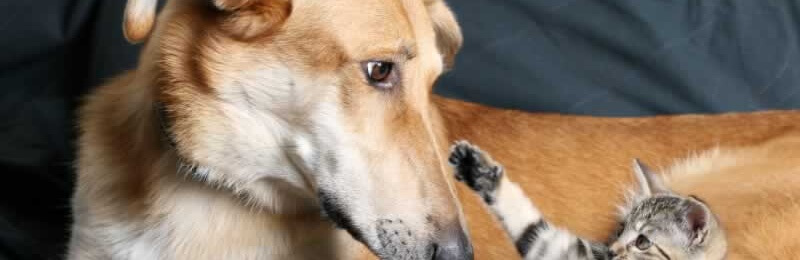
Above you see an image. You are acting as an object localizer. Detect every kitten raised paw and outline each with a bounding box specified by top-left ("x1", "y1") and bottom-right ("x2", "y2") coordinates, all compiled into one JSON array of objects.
[{"x1": 448, "y1": 141, "x2": 503, "y2": 201}]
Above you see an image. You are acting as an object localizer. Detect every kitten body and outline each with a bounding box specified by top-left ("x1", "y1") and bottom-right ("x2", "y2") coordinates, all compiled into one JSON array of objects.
[{"x1": 449, "y1": 141, "x2": 727, "y2": 260}]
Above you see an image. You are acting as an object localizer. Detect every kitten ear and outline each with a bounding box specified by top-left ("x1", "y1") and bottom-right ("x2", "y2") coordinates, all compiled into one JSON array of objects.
[
  {"x1": 632, "y1": 159, "x2": 669, "y2": 196},
  {"x1": 685, "y1": 197, "x2": 712, "y2": 247}
]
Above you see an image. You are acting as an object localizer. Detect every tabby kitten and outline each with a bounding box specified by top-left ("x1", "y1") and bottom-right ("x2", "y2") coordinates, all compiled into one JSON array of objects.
[{"x1": 448, "y1": 141, "x2": 727, "y2": 260}]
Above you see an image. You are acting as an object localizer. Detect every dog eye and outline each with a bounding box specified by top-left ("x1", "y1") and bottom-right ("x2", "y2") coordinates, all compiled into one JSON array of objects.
[
  {"x1": 634, "y1": 235, "x2": 652, "y2": 250},
  {"x1": 363, "y1": 61, "x2": 396, "y2": 89}
]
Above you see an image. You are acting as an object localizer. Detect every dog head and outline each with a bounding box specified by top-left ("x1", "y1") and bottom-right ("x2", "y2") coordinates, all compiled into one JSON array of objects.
[{"x1": 124, "y1": 0, "x2": 469, "y2": 259}]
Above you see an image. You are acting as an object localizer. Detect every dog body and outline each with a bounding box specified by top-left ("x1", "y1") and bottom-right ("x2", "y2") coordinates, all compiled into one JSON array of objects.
[
  {"x1": 664, "y1": 135, "x2": 800, "y2": 258},
  {"x1": 71, "y1": 0, "x2": 800, "y2": 259},
  {"x1": 438, "y1": 98, "x2": 800, "y2": 259}
]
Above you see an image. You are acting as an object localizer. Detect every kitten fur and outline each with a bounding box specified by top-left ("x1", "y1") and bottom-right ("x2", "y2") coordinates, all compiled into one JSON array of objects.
[{"x1": 448, "y1": 141, "x2": 727, "y2": 260}]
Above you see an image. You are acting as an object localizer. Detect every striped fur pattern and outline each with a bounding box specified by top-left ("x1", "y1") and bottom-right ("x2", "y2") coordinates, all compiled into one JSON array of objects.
[{"x1": 448, "y1": 141, "x2": 727, "y2": 260}]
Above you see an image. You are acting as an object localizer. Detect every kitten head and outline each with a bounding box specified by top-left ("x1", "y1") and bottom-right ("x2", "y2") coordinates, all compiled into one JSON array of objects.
[{"x1": 609, "y1": 159, "x2": 727, "y2": 260}]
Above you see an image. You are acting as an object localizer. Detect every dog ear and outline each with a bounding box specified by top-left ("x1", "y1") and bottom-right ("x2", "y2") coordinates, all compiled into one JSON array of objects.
[
  {"x1": 212, "y1": 0, "x2": 258, "y2": 10},
  {"x1": 212, "y1": 0, "x2": 292, "y2": 40},
  {"x1": 123, "y1": 0, "x2": 159, "y2": 43},
  {"x1": 426, "y1": 0, "x2": 463, "y2": 70}
]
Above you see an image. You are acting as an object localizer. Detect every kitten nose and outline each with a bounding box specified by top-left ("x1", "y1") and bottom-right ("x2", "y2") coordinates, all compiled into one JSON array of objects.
[
  {"x1": 432, "y1": 223, "x2": 473, "y2": 260},
  {"x1": 609, "y1": 243, "x2": 623, "y2": 256}
]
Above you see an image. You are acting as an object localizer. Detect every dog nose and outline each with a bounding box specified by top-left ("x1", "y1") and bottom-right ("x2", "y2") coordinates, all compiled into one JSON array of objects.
[{"x1": 432, "y1": 224, "x2": 473, "y2": 260}]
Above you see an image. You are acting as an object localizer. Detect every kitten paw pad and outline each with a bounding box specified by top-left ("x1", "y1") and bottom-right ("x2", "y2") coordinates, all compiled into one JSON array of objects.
[{"x1": 448, "y1": 141, "x2": 502, "y2": 194}]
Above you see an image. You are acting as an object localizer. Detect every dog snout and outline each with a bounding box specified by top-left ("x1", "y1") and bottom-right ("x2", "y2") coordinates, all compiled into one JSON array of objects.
[{"x1": 432, "y1": 223, "x2": 473, "y2": 260}]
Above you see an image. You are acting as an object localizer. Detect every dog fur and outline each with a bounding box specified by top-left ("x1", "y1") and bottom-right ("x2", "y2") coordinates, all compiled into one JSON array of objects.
[
  {"x1": 437, "y1": 98, "x2": 800, "y2": 259},
  {"x1": 72, "y1": 0, "x2": 800, "y2": 259}
]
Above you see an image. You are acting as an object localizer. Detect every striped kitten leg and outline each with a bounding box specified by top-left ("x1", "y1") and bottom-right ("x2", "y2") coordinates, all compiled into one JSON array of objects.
[{"x1": 449, "y1": 141, "x2": 611, "y2": 260}]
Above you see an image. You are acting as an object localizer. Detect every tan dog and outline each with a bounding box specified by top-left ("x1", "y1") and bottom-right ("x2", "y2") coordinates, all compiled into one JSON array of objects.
[
  {"x1": 71, "y1": 0, "x2": 800, "y2": 259},
  {"x1": 71, "y1": 0, "x2": 469, "y2": 259},
  {"x1": 439, "y1": 98, "x2": 800, "y2": 259}
]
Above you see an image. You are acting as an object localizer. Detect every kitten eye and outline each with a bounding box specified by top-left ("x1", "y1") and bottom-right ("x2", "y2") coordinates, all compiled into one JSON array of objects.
[
  {"x1": 635, "y1": 235, "x2": 652, "y2": 250},
  {"x1": 362, "y1": 61, "x2": 397, "y2": 89}
]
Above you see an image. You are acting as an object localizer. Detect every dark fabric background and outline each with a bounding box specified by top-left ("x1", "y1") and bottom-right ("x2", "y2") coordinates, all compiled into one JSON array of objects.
[
  {"x1": 438, "y1": 1, "x2": 800, "y2": 115},
  {"x1": 1, "y1": 1, "x2": 799, "y2": 259}
]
